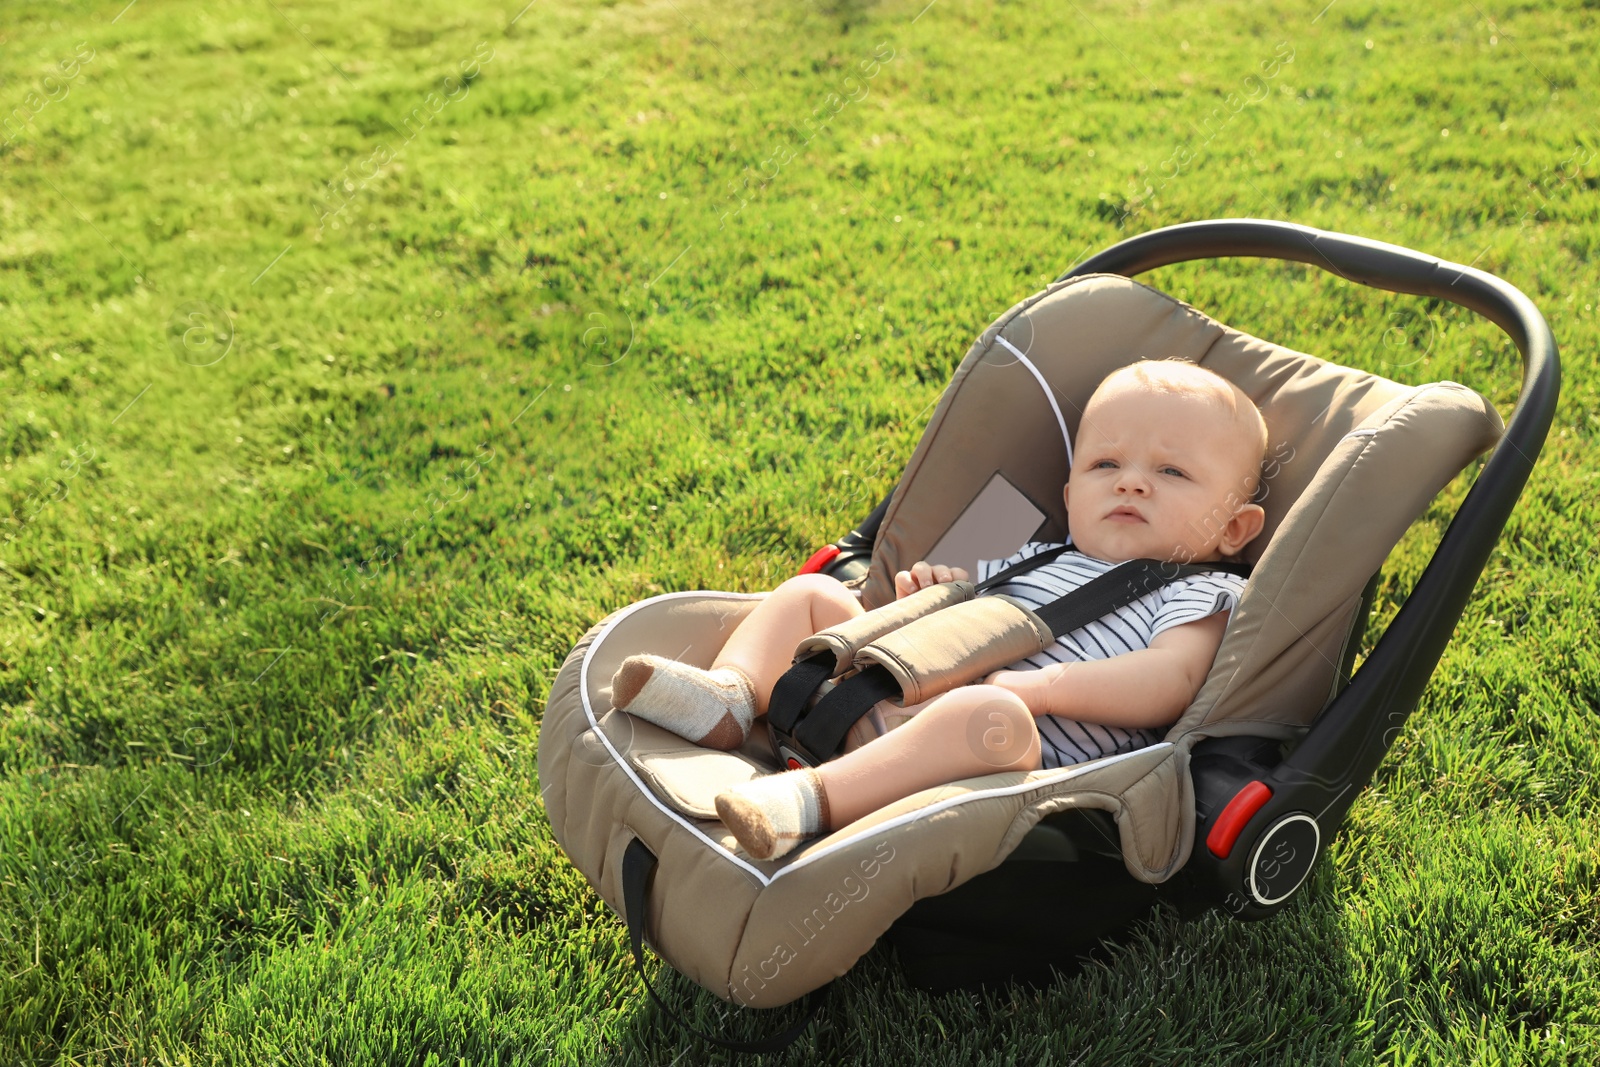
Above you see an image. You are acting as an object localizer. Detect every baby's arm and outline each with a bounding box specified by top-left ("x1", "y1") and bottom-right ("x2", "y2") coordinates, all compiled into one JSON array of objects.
[{"x1": 984, "y1": 612, "x2": 1229, "y2": 731}]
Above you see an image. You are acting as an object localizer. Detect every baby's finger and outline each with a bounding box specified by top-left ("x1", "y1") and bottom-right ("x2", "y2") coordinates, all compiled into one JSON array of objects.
[
  {"x1": 952, "y1": 566, "x2": 970, "y2": 583},
  {"x1": 894, "y1": 570, "x2": 913, "y2": 596},
  {"x1": 931, "y1": 564, "x2": 954, "y2": 584},
  {"x1": 911, "y1": 561, "x2": 934, "y2": 588}
]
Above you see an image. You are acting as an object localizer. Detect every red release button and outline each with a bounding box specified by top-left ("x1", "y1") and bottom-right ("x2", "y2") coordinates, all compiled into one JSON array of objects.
[
  {"x1": 798, "y1": 545, "x2": 842, "y2": 575},
  {"x1": 1205, "y1": 780, "x2": 1274, "y2": 859}
]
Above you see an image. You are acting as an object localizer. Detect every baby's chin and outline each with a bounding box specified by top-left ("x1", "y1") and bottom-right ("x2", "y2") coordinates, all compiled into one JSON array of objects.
[
  {"x1": 1069, "y1": 533, "x2": 1144, "y2": 564},
  {"x1": 1073, "y1": 529, "x2": 1224, "y2": 565}
]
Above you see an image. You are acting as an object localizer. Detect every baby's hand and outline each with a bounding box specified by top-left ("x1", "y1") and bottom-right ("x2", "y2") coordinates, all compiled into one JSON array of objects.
[{"x1": 894, "y1": 561, "x2": 970, "y2": 599}]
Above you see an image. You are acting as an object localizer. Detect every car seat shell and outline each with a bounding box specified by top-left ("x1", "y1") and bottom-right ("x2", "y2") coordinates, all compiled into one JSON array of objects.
[{"x1": 537, "y1": 221, "x2": 1554, "y2": 1013}]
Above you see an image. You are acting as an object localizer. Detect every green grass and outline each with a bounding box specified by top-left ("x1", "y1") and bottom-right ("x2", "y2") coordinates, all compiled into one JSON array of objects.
[{"x1": 2, "y1": 0, "x2": 1598, "y2": 1062}]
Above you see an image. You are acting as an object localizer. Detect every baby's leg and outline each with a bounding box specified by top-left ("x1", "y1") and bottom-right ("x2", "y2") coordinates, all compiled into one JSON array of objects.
[
  {"x1": 817, "y1": 684, "x2": 1041, "y2": 826},
  {"x1": 712, "y1": 573, "x2": 863, "y2": 714},
  {"x1": 715, "y1": 686, "x2": 1040, "y2": 859},
  {"x1": 610, "y1": 573, "x2": 863, "y2": 748}
]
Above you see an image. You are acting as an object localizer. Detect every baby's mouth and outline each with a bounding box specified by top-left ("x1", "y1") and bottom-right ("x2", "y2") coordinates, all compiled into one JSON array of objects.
[{"x1": 1106, "y1": 506, "x2": 1145, "y2": 523}]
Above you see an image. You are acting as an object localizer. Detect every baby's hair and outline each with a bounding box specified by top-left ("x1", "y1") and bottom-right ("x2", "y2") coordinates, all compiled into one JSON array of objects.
[{"x1": 1095, "y1": 360, "x2": 1270, "y2": 492}]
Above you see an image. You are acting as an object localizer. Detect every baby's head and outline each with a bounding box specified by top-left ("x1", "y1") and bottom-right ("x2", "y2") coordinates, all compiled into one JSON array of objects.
[{"x1": 1064, "y1": 360, "x2": 1269, "y2": 565}]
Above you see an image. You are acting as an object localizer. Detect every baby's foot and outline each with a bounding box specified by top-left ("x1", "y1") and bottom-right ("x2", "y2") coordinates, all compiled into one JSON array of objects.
[
  {"x1": 714, "y1": 768, "x2": 830, "y2": 861},
  {"x1": 609, "y1": 654, "x2": 757, "y2": 750}
]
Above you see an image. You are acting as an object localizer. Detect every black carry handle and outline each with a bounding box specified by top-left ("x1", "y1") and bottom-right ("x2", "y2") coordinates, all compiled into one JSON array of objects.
[
  {"x1": 621, "y1": 838, "x2": 830, "y2": 1054},
  {"x1": 780, "y1": 552, "x2": 1252, "y2": 764},
  {"x1": 1061, "y1": 219, "x2": 1559, "y2": 838}
]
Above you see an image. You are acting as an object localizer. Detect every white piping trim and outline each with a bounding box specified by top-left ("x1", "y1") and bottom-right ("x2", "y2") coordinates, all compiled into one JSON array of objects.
[
  {"x1": 993, "y1": 334, "x2": 1073, "y2": 469},
  {"x1": 575, "y1": 589, "x2": 1165, "y2": 887}
]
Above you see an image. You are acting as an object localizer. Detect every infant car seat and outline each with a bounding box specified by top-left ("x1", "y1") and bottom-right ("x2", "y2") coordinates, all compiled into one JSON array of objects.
[{"x1": 537, "y1": 220, "x2": 1558, "y2": 1048}]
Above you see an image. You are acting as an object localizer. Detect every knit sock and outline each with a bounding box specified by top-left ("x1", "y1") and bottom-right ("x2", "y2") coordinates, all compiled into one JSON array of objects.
[
  {"x1": 609, "y1": 654, "x2": 758, "y2": 750},
  {"x1": 714, "y1": 768, "x2": 831, "y2": 861}
]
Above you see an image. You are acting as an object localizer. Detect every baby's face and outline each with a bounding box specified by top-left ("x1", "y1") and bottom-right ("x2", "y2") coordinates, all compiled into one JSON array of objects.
[{"x1": 1064, "y1": 384, "x2": 1265, "y2": 564}]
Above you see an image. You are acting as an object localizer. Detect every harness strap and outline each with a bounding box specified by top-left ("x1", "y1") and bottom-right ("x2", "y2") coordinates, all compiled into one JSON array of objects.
[
  {"x1": 621, "y1": 837, "x2": 830, "y2": 1053},
  {"x1": 858, "y1": 595, "x2": 1054, "y2": 707},
  {"x1": 765, "y1": 651, "x2": 834, "y2": 735},
  {"x1": 972, "y1": 543, "x2": 1073, "y2": 592},
  {"x1": 1028, "y1": 558, "x2": 1250, "y2": 638},
  {"x1": 792, "y1": 664, "x2": 903, "y2": 762}
]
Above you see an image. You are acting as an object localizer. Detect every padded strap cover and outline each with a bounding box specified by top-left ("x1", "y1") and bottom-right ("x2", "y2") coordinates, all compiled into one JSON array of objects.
[
  {"x1": 855, "y1": 595, "x2": 1052, "y2": 706},
  {"x1": 793, "y1": 580, "x2": 974, "y2": 675}
]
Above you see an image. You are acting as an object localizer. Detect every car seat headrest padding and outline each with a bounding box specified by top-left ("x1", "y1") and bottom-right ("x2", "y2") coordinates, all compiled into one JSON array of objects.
[
  {"x1": 854, "y1": 595, "x2": 1053, "y2": 707},
  {"x1": 1171, "y1": 380, "x2": 1504, "y2": 741},
  {"x1": 792, "y1": 580, "x2": 974, "y2": 676}
]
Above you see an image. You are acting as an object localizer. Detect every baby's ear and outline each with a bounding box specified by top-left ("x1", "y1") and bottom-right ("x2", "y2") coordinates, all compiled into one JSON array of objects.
[{"x1": 1225, "y1": 502, "x2": 1267, "y2": 555}]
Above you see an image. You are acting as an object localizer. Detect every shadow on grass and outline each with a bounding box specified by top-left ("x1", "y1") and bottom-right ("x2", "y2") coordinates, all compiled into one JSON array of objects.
[{"x1": 598, "y1": 874, "x2": 1371, "y2": 1066}]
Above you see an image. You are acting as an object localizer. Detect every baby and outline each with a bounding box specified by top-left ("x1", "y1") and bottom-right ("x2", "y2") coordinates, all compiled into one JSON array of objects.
[{"x1": 608, "y1": 360, "x2": 1269, "y2": 860}]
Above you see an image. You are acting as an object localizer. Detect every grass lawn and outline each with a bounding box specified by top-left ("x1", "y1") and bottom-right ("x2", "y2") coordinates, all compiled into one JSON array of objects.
[{"x1": 2, "y1": 0, "x2": 1598, "y2": 1062}]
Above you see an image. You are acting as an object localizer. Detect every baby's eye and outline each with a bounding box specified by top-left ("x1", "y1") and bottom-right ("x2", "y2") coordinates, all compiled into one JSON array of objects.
[
  {"x1": 1160, "y1": 466, "x2": 1186, "y2": 478},
  {"x1": 1092, "y1": 459, "x2": 1118, "y2": 469}
]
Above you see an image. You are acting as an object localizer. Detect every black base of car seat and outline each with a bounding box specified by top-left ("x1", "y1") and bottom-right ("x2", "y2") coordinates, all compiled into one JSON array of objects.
[
  {"x1": 884, "y1": 848, "x2": 1169, "y2": 995},
  {"x1": 883, "y1": 748, "x2": 1312, "y2": 997}
]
